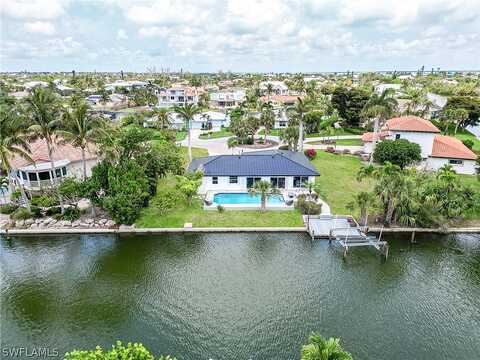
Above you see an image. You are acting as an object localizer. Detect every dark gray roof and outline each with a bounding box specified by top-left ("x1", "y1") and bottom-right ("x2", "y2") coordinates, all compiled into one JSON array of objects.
[{"x1": 187, "y1": 150, "x2": 320, "y2": 177}]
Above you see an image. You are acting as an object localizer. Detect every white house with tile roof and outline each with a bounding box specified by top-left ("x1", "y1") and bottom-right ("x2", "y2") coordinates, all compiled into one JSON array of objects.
[{"x1": 362, "y1": 116, "x2": 477, "y2": 174}]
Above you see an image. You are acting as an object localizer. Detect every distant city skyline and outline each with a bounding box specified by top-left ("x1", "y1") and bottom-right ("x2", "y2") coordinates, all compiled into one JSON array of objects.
[{"x1": 1, "y1": 0, "x2": 479, "y2": 73}]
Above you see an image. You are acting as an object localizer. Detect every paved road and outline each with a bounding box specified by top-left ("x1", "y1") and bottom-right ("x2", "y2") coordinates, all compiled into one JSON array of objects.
[{"x1": 180, "y1": 130, "x2": 364, "y2": 156}]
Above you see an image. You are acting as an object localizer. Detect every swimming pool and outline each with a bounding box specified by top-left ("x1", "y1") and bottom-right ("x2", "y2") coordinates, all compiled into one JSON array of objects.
[{"x1": 213, "y1": 192, "x2": 285, "y2": 205}]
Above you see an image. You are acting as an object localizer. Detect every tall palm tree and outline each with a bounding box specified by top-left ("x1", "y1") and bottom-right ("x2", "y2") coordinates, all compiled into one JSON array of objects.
[
  {"x1": 288, "y1": 97, "x2": 310, "y2": 152},
  {"x1": 301, "y1": 333, "x2": 352, "y2": 360},
  {"x1": 0, "y1": 176, "x2": 8, "y2": 205},
  {"x1": 248, "y1": 180, "x2": 280, "y2": 211},
  {"x1": 260, "y1": 103, "x2": 275, "y2": 142},
  {"x1": 174, "y1": 103, "x2": 201, "y2": 162},
  {"x1": 403, "y1": 88, "x2": 432, "y2": 117},
  {"x1": 265, "y1": 83, "x2": 274, "y2": 102},
  {"x1": 24, "y1": 88, "x2": 64, "y2": 211},
  {"x1": 0, "y1": 105, "x2": 32, "y2": 210},
  {"x1": 373, "y1": 161, "x2": 404, "y2": 225},
  {"x1": 151, "y1": 107, "x2": 171, "y2": 129},
  {"x1": 59, "y1": 100, "x2": 102, "y2": 180},
  {"x1": 362, "y1": 89, "x2": 398, "y2": 164}
]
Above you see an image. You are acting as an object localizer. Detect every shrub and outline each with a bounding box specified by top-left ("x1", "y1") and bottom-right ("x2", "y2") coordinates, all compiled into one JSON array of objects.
[
  {"x1": 10, "y1": 190, "x2": 21, "y2": 201},
  {"x1": 151, "y1": 191, "x2": 177, "y2": 215},
  {"x1": 31, "y1": 194, "x2": 58, "y2": 208},
  {"x1": 64, "y1": 341, "x2": 175, "y2": 360},
  {"x1": 11, "y1": 207, "x2": 32, "y2": 220},
  {"x1": 295, "y1": 195, "x2": 322, "y2": 215},
  {"x1": 304, "y1": 149, "x2": 317, "y2": 159},
  {"x1": 227, "y1": 137, "x2": 238, "y2": 148},
  {"x1": 45, "y1": 206, "x2": 62, "y2": 216},
  {"x1": 0, "y1": 204, "x2": 18, "y2": 214},
  {"x1": 60, "y1": 207, "x2": 81, "y2": 221},
  {"x1": 30, "y1": 206, "x2": 42, "y2": 218},
  {"x1": 462, "y1": 139, "x2": 474, "y2": 150},
  {"x1": 373, "y1": 139, "x2": 422, "y2": 168},
  {"x1": 217, "y1": 205, "x2": 225, "y2": 213}
]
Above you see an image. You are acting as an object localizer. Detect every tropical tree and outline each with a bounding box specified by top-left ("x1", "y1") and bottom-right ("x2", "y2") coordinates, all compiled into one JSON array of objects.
[
  {"x1": 402, "y1": 88, "x2": 433, "y2": 117},
  {"x1": 151, "y1": 108, "x2": 171, "y2": 129},
  {"x1": 361, "y1": 89, "x2": 398, "y2": 164},
  {"x1": 301, "y1": 333, "x2": 352, "y2": 360},
  {"x1": 260, "y1": 103, "x2": 275, "y2": 142},
  {"x1": 248, "y1": 180, "x2": 280, "y2": 211},
  {"x1": 347, "y1": 191, "x2": 375, "y2": 226},
  {"x1": 0, "y1": 176, "x2": 8, "y2": 204},
  {"x1": 443, "y1": 108, "x2": 469, "y2": 135},
  {"x1": 287, "y1": 97, "x2": 310, "y2": 152},
  {"x1": 24, "y1": 87, "x2": 64, "y2": 211},
  {"x1": 174, "y1": 103, "x2": 201, "y2": 162},
  {"x1": 59, "y1": 100, "x2": 103, "y2": 180},
  {"x1": 280, "y1": 125, "x2": 299, "y2": 151},
  {"x1": 265, "y1": 83, "x2": 274, "y2": 102},
  {"x1": 372, "y1": 161, "x2": 403, "y2": 225},
  {"x1": 176, "y1": 171, "x2": 202, "y2": 206}
]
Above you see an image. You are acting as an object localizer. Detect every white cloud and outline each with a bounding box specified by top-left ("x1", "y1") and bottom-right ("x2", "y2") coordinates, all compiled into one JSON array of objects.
[
  {"x1": 117, "y1": 29, "x2": 128, "y2": 40},
  {"x1": 1, "y1": 0, "x2": 66, "y2": 20},
  {"x1": 24, "y1": 21, "x2": 56, "y2": 35}
]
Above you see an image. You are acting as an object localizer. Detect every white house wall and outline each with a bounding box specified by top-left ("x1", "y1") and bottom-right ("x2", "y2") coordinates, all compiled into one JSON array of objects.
[
  {"x1": 388, "y1": 131, "x2": 435, "y2": 158},
  {"x1": 198, "y1": 176, "x2": 316, "y2": 194},
  {"x1": 68, "y1": 159, "x2": 98, "y2": 178},
  {"x1": 426, "y1": 157, "x2": 477, "y2": 175}
]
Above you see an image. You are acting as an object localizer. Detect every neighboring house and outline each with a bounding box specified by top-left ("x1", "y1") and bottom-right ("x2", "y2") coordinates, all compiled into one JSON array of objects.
[
  {"x1": 361, "y1": 116, "x2": 477, "y2": 174},
  {"x1": 9, "y1": 138, "x2": 98, "y2": 191},
  {"x1": 274, "y1": 109, "x2": 289, "y2": 129},
  {"x1": 167, "y1": 111, "x2": 230, "y2": 131},
  {"x1": 104, "y1": 80, "x2": 148, "y2": 92},
  {"x1": 260, "y1": 95, "x2": 300, "y2": 107},
  {"x1": 56, "y1": 84, "x2": 74, "y2": 96},
  {"x1": 209, "y1": 89, "x2": 246, "y2": 108},
  {"x1": 374, "y1": 83, "x2": 402, "y2": 95},
  {"x1": 188, "y1": 150, "x2": 320, "y2": 194},
  {"x1": 156, "y1": 86, "x2": 200, "y2": 107},
  {"x1": 23, "y1": 81, "x2": 48, "y2": 90},
  {"x1": 259, "y1": 81, "x2": 289, "y2": 95},
  {"x1": 426, "y1": 92, "x2": 447, "y2": 119}
]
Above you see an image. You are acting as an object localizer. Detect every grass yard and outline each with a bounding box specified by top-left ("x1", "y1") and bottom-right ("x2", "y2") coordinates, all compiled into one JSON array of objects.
[
  {"x1": 306, "y1": 138, "x2": 363, "y2": 146},
  {"x1": 199, "y1": 129, "x2": 233, "y2": 139},
  {"x1": 179, "y1": 146, "x2": 209, "y2": 166},
  {"x1": 136, "y1": 177, "x2": 304, "y2": 228},
  {"x1": 310, "y1": 151, "x2": 372, "y2": 215},
  {"x1": 259, "y1": 128, "x2": 364, "y2": 138},
  {"x1": 176, "y1": 131, "x2": 187, "y2": 141},
  {"x1": 453, "y1": 129, "x2": 480, "y2": 154}
]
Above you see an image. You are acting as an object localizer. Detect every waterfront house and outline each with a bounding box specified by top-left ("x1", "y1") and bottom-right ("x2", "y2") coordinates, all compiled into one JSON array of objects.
[
  {"x1": 156, "y1": 86, "x2": 201, "y2": 107},
  {"x1": 168, "y1": 111, "x2": 230, "y2": 131},
  {"x1": 188, "y1": 150, "x2": 320, "y2": 195},
  {"x1": 362, "y1": 116, "x2": 478, "y2": 174},
  {"x1": 9, "y1": 138, "x2": 98, "y2": 191},
  {"x1": 259, "y1": 81, "x2": 289, "y2": 95}
]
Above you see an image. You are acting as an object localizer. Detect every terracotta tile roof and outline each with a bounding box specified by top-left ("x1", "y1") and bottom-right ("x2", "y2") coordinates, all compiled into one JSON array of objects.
[
  {"x1": 361, "y1": 130, "x2": 390, "y2": 142},
  {"x1": 10, "y1": 137, "x2": 97, "y2": 169},
  {"x1": 431, "y1": 135, "x2": 477, "y2": 160},
  {"x1": 385, "y1": 116, "x2": 440, "y2": 133},
  {"x1": 260, "y1": 95, "x2": 303, "y2": 104}
]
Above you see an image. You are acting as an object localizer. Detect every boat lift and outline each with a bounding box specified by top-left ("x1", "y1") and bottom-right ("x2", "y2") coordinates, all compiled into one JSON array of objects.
[{"x1": 307, "y1": 215, "x2": 389, "y2": 259}]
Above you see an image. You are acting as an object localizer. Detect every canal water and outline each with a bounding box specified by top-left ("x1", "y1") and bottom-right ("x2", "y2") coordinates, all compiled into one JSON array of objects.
[{"x1": 1, "y1": 233, "x2": 479, "y2": 360}]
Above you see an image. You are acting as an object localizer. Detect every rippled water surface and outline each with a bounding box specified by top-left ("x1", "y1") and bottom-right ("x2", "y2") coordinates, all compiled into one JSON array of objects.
[{"x1": 1, "y1": 232, "x2": 480, "y2": 360}]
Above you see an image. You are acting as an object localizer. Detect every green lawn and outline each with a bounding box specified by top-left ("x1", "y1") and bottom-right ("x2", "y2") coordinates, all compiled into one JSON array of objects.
[
  {"x1": 136, "y1": 177, "x2": 304, "y2": 228},
  {"x1": 176, "y1": 131, "x2": 187, "y2": 141},
  {"x1": 306, "y1": 138, "x2": 363, "y2": 146},
  {"x1": 199, "y1": 129, "x2": 233, "y2": 139},
  {"x1": 453, "y1": 129, "x2": 480, "y2": 154},
  {"x1": 311, "y1": 151, "x2": 372, "y2": 215},
  {"x1": 179, "y1": 146, "x2": 209, "y2": 166}
]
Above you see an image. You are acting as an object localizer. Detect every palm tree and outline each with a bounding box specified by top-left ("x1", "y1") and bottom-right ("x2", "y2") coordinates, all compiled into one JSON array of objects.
[
  {"x1": 373, "y1": 161, "x2": 403, "y2": 225},
  {"x1": 260, "y1": 103, "x2": 275, "y2": 142},
  {"x1": 301, "y1": 333, "x2": 352, "y2": 360},
  {"x1": 348, "y1": 191, "x2": 375, "y2": 226},
  {"x1": 362, "y1": 89, "x2": 398, "y2": 164},
  {"x1": 248, "y1": 180, "x2": 280, "y2": 211},
  {"x1": 59, "y1": 100, "x2": 102, "y2": 180},
  {"x1": 288, "y1": 97, "x2": 310, "y2": 152},
  {"x1": 0, "y1": 176, "x2": 8, "y2": 204},
  {"x1": 24, "y1": 87, "x2": 64, "y2": 211},
  {"x1": 151, "y1": 108, "x2": 171, "y2": 129},
  {"x1": 174, "y1": 103, "x2": 201, "y2": 162},
  {"x1": 0, "y1": 105, "x2": 32, "y2": 210},
  {"x1": 403, "y1": 88, "x2": 432, "y2": 117},
  {"x1": 265, "y1": 83, "x2": 274, "y2": 102}
]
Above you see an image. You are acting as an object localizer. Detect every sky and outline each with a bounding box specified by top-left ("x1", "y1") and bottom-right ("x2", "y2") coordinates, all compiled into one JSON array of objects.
[{"x1": 1, "y1": 0, "x2": 479, "y2": 73}]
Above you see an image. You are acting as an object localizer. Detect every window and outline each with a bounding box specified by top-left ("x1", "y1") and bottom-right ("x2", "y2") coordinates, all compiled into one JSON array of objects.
[
  {"x1": 55, "y1": 168, "x2": 62, "y2": 177},
  {"x1": 449, "y1": 159, "x2": 463, "y2": 165},
  {"x1": 38, "y1": 171, "x2": 51, "y2": 181},
  {"x1": 294, "y1": 176, "x2": 309, "y2": 187},
  {"x1": 21, "y1": 172, "x2": 27, "y2": 181},
  {"x1": 395, "y1": 134, "x2": 401, "y2": 140},
  {"x1": 270, "y1": 177, "x2": 286, "y2": 189},
  {"x1": 170, "y1": 96, "x2": 175, "y2": 100},
  {"x1": 247, "y1": 177, "x2": 261, "y2": 188},
  {"x1": 28, "y1": 172, "x2": 37, "y2": 181},
  {"x1": 229, "y1": 176, "x2": 238, "y2": 184},
  {"x1": 279, "y1": 121, "x2": 287, "y2": 127},
  {"x1": 212, "y1": 176, "x2": 218, "y2": 184},
  {"x1": 178, "y1": 96, "x2": 185, "y2": 102}
]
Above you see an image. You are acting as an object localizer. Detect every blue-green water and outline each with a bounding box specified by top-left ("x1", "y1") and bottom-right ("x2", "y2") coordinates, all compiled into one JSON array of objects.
[
  {"x1": 1, "y1": 232, "x2": 480, "y2": 359},
  {"x1": 213, "y1": 192, "x2": 285, "y2": 205}
]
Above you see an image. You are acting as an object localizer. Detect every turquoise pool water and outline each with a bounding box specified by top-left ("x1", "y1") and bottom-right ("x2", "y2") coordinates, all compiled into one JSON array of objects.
[{"x1": 213, "y1": 192, "x2": 285, "y2": 205}]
